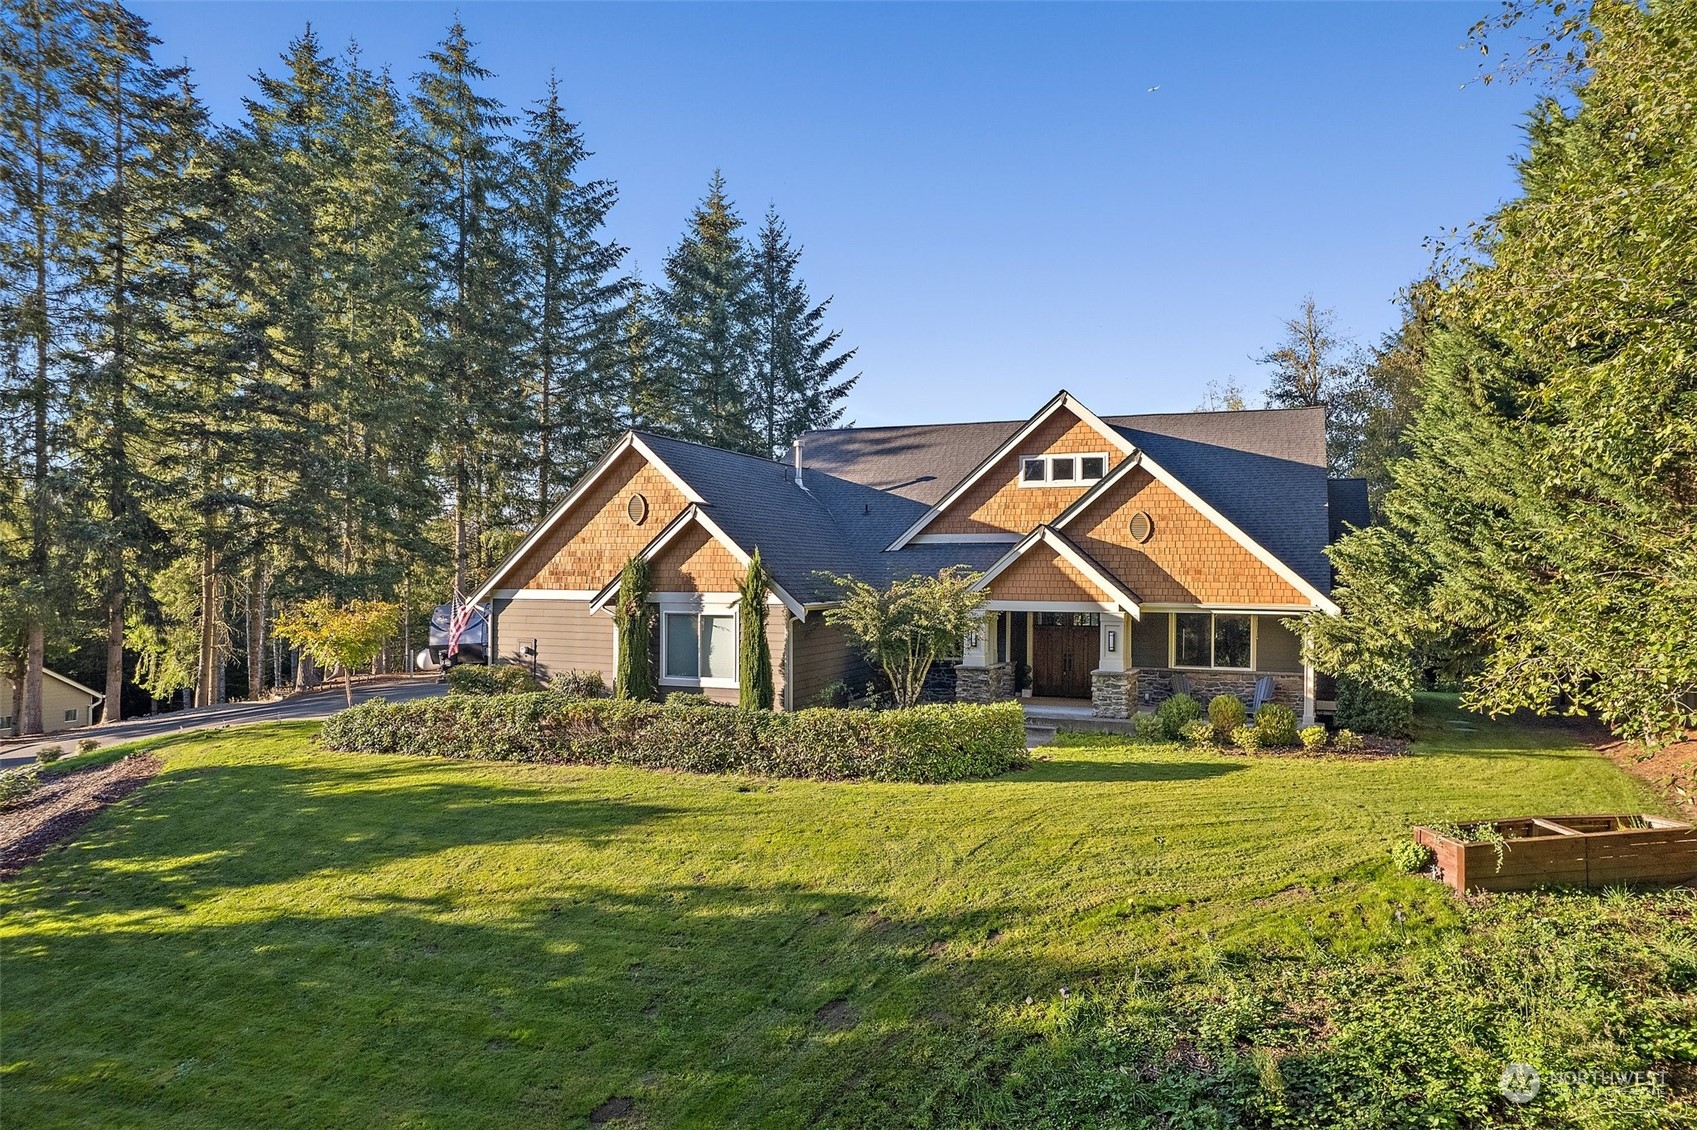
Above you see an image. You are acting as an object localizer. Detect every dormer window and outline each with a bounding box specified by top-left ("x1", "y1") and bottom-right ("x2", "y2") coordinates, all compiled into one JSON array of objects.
[{"x1": 1019, "y1": 453, "x2": 1107, "y2": 487}]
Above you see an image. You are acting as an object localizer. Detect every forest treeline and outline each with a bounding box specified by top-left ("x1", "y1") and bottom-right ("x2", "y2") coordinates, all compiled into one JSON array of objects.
[{"x1": 1, "y1": 2, "x2": 856, "y2": 730}]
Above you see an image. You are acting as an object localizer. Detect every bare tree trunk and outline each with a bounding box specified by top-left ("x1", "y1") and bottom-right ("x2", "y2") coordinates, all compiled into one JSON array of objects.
[
  {"x1": 23, "y1": 624, "x2": 45, "y2": 736},
  {"x1": 5, "y1": 654, "x2": 23, "y2": 736}
]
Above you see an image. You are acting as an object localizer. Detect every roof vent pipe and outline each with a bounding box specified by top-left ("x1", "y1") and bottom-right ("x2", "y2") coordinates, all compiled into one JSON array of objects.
[{"x1": 793, "y1": 438, "x2": 808, "y2": 492}]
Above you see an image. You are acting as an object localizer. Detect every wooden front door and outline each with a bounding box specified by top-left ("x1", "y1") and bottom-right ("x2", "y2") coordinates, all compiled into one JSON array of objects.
[{"x1": 1032, "y1": 613, "x2": 1099, "y2": 698}]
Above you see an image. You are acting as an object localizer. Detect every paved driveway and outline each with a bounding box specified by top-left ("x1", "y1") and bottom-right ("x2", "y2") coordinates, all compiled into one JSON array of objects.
[{"x1": 0, "y1": 675, "x2": 447, "y2": 769}]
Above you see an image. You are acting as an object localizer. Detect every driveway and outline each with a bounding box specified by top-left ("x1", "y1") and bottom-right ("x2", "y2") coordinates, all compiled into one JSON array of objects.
[{"x1": 0, "y1": 675, "x2": 447, "y2": 769}]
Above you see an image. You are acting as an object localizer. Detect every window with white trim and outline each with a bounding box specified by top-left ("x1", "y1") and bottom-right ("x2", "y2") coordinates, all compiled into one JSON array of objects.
[
  {"x1": 661, "y1": 611, "x2": 737, "y2": 686},
  {"x1": 1172, "y1": 613, "x2": 1253, "y2": 670},
  {"x1": 64, "y1": 707, "x2": 78, "y2": 722},
  {"x1": 1019, "y1": 453, "x2": 1107, "y2": 486}
]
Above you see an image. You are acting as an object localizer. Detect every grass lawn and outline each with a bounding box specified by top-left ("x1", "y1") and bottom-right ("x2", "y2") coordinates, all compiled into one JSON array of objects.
[{"x1": 2, "y1": 695, "x2": 1690, "y2": 1127}]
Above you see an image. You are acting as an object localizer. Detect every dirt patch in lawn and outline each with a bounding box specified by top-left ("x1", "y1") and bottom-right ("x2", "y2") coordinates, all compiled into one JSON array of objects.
[
  {"x1": 1593, "y1": 733, "x2": 1697, "y2": 820},
  {"x1": 814, "y1": 998, "x2": 858, "y2": 1031},
  {"x1": 0, "y1": 755, "x2": 162, "y2": 879}
]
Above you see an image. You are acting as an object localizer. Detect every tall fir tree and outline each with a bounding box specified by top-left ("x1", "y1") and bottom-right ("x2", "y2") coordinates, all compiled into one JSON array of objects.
[
  {"x1": 751, "y1": 207, "x2": 857, "y2": 458},
  {"x1": 656, "y1": 173, "x2": 762, "y2": 454},
  {"x1": 412, "y1": 21, "x2": 525, "y2": 592},
  {"x1": 0, "y1": 0, "x2": 87, "y2": 733},
  {"x1": 66, "y1": 0, "x2": 202, "y2": 720},
  {"x1": 510, "y1": 75, "x2": 625, "y2": 514}
]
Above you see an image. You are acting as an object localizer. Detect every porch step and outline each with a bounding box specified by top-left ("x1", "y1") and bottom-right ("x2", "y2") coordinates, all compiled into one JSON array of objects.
[{"x1": 1022, "y1": 710, "x2": 1143, "y2": 738}]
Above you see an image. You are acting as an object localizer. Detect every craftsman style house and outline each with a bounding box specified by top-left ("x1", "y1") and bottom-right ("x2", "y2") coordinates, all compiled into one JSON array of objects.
[{"x1": 469, "y1": 392, "x2": 1368, "y2": 724}]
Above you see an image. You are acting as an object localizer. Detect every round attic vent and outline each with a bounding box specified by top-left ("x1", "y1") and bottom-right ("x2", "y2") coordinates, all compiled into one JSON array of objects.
[
  {"x1": 626, "y1": 493, "x2": 648, "y2": 525},
  {"x1": 1128, "y1": 511, "x2": 1154, "y2": 543}
]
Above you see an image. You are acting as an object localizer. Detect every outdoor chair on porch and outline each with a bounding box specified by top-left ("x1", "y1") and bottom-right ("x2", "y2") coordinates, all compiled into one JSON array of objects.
[
  {"x1": 1170, "y1": 672, "x2": 1193, "y2": 698},
  {"x1": 1248, "y1": 675, "x2": 1275, "y2": 716}
]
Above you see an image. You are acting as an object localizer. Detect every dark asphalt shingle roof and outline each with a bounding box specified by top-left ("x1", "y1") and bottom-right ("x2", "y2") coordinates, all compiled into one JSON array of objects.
[
  {"x1": 637, "y1": 403, "x2": 1344, "y2": 604},
  {"x1": 801, "y1": 405, "x2": 1337, "y2": 595},
  {"x1": 637, "y1": 433, "x2": 1003, "y2": 605},
  {"x1": 1328, "y1": 478, "x2": 1371, "y2": 542}
]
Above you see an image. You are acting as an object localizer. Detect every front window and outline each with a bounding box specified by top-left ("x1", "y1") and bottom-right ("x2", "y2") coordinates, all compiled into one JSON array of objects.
[
  {"x1": 1173, "y1": 613, "x2": 1253, "y2": 670},
  {"x1": 662, "y1": 611, "x2": 736, "y2": 683}
]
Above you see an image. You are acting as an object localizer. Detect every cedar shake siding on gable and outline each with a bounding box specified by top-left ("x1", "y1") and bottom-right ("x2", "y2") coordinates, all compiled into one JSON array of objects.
[
  {"x1": 928, "y1": 410, "x2": 1127, "y2": 535},
  {"x1": 501, "y1": 449, "x2": 690, "y2": 592},
  {"x1": 647, "y1": 523, "x2": 746, "y2": 593},
  {"x1": 987, "y1": 546, "x2": 1114, "y2": 605},
  {"x1": 1067, "y1": 466, "x2": 1308, "y2": 606}
]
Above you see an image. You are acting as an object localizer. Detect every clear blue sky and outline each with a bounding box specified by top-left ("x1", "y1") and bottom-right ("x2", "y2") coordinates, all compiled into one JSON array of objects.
[{"x1": 134, "y1": 2, "x2": 1532, "y2": 426}]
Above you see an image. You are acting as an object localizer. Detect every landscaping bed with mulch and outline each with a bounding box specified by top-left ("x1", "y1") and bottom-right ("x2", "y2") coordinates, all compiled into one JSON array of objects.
[{"x1": 0, "y1": 755, "x2": 161, "y2": 879}]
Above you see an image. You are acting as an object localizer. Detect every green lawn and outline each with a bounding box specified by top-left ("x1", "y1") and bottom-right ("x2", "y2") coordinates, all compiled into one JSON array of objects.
[{"x1": 2, "y1": 696, "x2": 1690, "y2": 1127}]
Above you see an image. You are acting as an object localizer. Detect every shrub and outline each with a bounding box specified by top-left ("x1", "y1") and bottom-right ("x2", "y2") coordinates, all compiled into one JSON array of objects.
[
  {"x1": 1298, "y1": 724, "x2": 1329, "y2": 752},
  {"x1": 1132, "y1": 712, "x2": 1167, "y2": 743},
  {"x1": 1207, "y1": 695, "x2": 1247, "y2": 742},
  {"x1": 77, "y1": 737, "x2": 101, "y2": 754},
  {"x1": 35, "y1": 744, "x2": 64, "y2": 765},
  {"x1": 1336, "y1": 676, "x2": 1413, "y2": 737},
  {"x1": 1391, "y1": 838, "x2": 1434, "y2": 874},
  {"x1": 663, "y1": 692, "x2": 716, "y2": 709},
  {"x1": 445, "y1": 664, "x2": 542, "y2": 695},
  {"x1": 1254, "y1": 702, "x2": 1299, "y2": 748},
  {"x1": 551, "y1": 670, "x2": 608, "y2": 699},
  {"x1": 814, "y1": 681, "x2": 851, "y2": 708},
  {"x1": 1154, "y1": 693, "x2": 1201, "y2": 740},
  {"x1": 319, "y1": 695, "x2": 1029, "y2": 783},
  {"x1": 1179, "y1": 719, "x2": 1215, "y2": 747},
  {"x1": 1333, "y1": 728, "x2": 1365, "y2": 753},
  {"x1": 0, "y1": 765, "x2": 41, "y2": 807},
  {"x1": 1230, "y1": 724, "x2": 1260, "y2": 753}
]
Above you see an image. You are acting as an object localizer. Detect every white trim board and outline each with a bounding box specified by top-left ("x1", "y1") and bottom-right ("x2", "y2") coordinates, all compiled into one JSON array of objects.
[{"x1": 885, "y1": 391, "x2": 1136, "y2": 551}]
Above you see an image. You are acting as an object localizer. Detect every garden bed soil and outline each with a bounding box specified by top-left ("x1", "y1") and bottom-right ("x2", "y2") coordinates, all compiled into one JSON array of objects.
[{"x1": 0, "y1": 755, "x2": 162, "y2": 879}]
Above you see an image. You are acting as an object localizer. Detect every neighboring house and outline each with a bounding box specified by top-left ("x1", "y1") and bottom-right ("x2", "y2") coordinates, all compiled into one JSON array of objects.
[
  {"x1": 0, "y1": 669, "x2": 106, "y2": 737},
  {"x1": 470, "y1": 391, "x2": 1370, "y2": 724}
]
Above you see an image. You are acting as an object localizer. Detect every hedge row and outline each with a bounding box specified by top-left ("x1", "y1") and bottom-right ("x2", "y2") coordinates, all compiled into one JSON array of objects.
[{"x1": 318, "y1": 694, "x2": 1029, "y2": 783}]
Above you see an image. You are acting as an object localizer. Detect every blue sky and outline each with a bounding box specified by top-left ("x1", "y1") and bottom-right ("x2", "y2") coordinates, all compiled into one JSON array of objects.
[{"x1": 134, "y1": 2, "x2": 1533, "y2": 426}]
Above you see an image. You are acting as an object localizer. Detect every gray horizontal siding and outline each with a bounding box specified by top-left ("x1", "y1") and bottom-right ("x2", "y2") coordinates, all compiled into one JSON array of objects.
[
  {"x1": 492, "y1": 597, "x2": 614, "y2": 684},
  {"x1": 788, "y1": 613, "x2": 873, "y2": 708}
]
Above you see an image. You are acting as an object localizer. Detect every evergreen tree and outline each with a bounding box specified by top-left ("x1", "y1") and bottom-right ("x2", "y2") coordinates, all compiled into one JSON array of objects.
[
  {"x1": 611, "y1": 555, "x2": 653, "y2": 701},
  {"x1": 656, "y1": 173, "x2": 761, "y2": 454},
  {"x1": 737, "y1": 548, "x2": 772, "y2": 710},
  {"x1": 412, "y1": 21, "x2": 525, "y2": 592},
  {"x1": 751, "y1": 208, "x2": 857, "y2": 458},
  {"x1": 0, "y1": 0, "x2": 88, "y2": 733},
  {"x1": 510, "y1": 75, "x2": 625, "y2": 513},
  {"x1": 65, "y1": 1, "x2": 203, "y2": 720},
  {"x1": 1314, "y1": 0, "x2": 1697, "y2": 743}
]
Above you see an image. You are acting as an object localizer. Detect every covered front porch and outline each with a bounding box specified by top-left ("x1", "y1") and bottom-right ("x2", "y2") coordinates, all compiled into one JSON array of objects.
[{"x1": 950, "y1": 528, "x2": 1317, "y2": 724}]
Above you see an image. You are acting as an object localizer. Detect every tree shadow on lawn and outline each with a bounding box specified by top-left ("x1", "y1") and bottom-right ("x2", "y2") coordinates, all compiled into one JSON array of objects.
[
  {"x1": 1003, "y1": 757, "x2": 1247, "y2": 784},
  {"x1": 5, "y1": 756, "x2": 678, "y2": 916},
  {"x1": 1, "y1": 874, "x2": 1096, "y2": 1128}
]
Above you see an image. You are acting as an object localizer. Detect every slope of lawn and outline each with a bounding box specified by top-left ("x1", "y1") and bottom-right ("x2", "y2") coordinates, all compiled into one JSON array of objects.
[{"x1": 1, "y1": 695, "x2": 1689, "y2": 1127}]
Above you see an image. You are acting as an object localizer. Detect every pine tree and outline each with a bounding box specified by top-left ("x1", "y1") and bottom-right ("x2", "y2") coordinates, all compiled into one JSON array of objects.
[
  {"x1": 412, "y1": 21, "x2": 526, "y2": 592},
  {"x1": 656, "y1": 173, "x2": 762, "y2": 454},
  {"x1": 751, "y1": 208, "x2": 857, "y2": 458},
  {"x1": 510, "y1": 76, "x2": 625, "y2": 514}
]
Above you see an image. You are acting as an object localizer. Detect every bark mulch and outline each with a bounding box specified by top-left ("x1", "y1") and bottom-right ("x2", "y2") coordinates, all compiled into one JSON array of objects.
[{"x1": 0, "y1": 755, "x2": 162, "y2": 880}]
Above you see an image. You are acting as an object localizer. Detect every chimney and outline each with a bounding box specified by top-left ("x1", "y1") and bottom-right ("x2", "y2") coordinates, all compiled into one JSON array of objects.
[{"x1": 792, "y1": 437, "x2": 808, "y2": 491}]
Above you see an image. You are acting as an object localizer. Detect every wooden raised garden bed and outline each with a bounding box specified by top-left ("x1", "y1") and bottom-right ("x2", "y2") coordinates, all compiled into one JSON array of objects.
[{"x1": 1413, "y1": 815, "x2": 1697, "y2": 893}]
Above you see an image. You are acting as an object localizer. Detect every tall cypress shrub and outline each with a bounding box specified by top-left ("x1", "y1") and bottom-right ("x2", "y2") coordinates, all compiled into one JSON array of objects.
[
  {"x1": 612, "y1": 556, "x2": 653, "y2": 701},
  {"x1": 738, "y1": 549, "x2": 773, "y2": 710}
]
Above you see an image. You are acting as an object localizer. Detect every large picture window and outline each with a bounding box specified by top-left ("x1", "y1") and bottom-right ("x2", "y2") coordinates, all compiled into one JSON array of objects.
[
  {"x1": 1172, "y1": 613, "x2": 1253, "y2": 670},
  {"x1": 662, "y1": 611, "x2": 736, "y2": 685}
]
